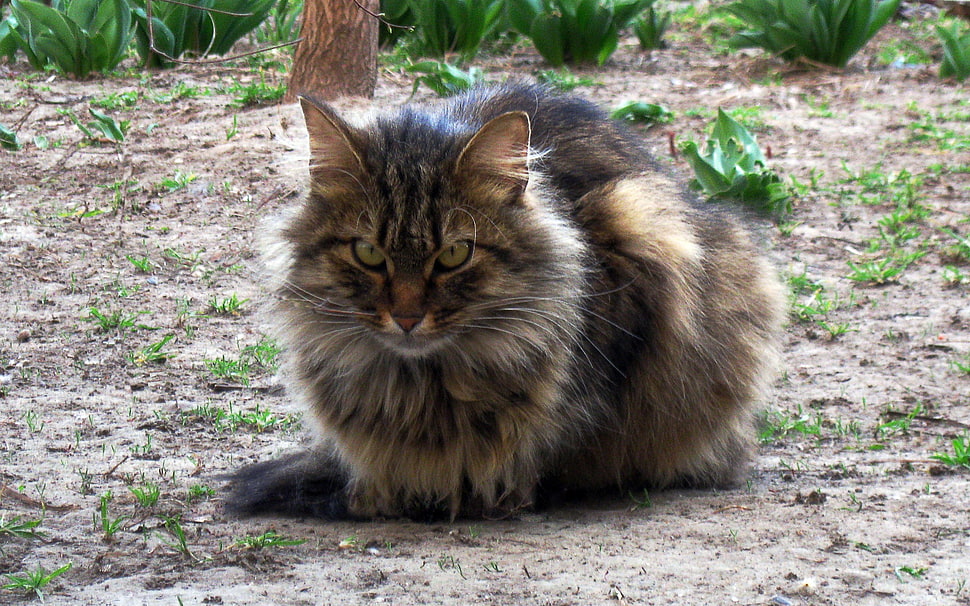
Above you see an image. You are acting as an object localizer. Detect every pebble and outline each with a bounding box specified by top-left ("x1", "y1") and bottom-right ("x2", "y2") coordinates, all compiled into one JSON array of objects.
[{"x1": 16, "y1": 329, "x2": 30, "y2": 342}]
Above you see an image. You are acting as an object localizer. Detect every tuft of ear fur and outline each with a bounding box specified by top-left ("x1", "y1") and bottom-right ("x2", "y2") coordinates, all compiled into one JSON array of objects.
[
  {"x1": 299, "y1": 95, "x2": 366, "y2": 192},
  {"x1": 455, "y1": 111, "x2": 532, "y2": 201}
]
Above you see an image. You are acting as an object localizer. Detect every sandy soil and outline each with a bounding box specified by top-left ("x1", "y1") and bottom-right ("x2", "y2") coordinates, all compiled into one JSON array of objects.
[{"x1": 1, "y1": 13, "x2": 969, "y2": 606}]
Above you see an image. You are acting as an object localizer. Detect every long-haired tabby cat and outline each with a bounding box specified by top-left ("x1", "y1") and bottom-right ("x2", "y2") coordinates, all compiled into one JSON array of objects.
[{"x1": 227, "y1": 82, "x2": 786, "y2": 520}]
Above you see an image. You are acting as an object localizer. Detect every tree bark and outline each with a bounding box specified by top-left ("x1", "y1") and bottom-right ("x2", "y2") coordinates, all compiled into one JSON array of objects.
[{"x1": 286, "y1": 0, "x2": 379, "y2": 102}]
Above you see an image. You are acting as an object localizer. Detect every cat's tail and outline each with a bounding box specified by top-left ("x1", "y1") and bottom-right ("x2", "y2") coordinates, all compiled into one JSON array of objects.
[{"x1": 224, "y1": 448, "x2": 353, "y2": 519}]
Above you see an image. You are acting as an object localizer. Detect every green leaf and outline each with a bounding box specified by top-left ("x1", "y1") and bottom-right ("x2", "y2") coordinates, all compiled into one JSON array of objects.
[{"x1": 0, "y1": 122, "x2": 22, "y2": 151}]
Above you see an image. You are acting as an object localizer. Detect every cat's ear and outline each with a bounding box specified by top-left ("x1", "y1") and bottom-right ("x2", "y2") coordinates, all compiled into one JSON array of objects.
[
  {"x1": 455, "y1": 111, "x2": 531, "y2": 202},
  {"x1": 299, "y1": 95, "x2": 366, "y2": 191}
]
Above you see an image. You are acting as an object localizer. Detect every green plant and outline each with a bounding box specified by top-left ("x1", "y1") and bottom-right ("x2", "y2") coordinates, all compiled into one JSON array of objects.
[
  {"x1": 931, "y1": 432, "x2": 970, "y2": 468},
  {"x1": 610, "y1": 101, "x2": 674, "y2": 125},
  {"x1": 7, "y1": 0, "x2": 134, "y2": 78},
  {"x1": 389, "y1": 0, "x2": 504, "y2": 59},
  {"x1": 535, "y1": 68, "x2": 598, "y2": 91},
  {"x1": 129, "y1": 481, "x2": 160, "y2": 507},
  {"x1": 845, "y1": 251, "x2": 923, "y2": 284},
  {"x1": 0, "y1": 515, "x2": 45, "y2": 541},
  {"x1": 407, "y1": 60, "x2": 484, "y2": 96},
  {"x1": 633, "y1": 1, "x2": 669, "y2": 50},
  {"x1": 255, "y1": 0, "x2": 303, "y2": 45},
  {"x1": 724, "y1": 0, "x2": 901, "y2": 68},
  {"x1": 131, "y1": 0, "x2": 274, "y2": 68},
  {"x1": 233, "y1": 530, "x2": 306, "y2": 550},
  {"x1": 127, "y1": 333, "x2": 176, "y2": 365},
  {"x1": 0, "y1": 123, "x2": 22, "y2": 151},
  {"x1": 508, "y1": 0, "x2": 653, "y2": 66},
  {"x1": 229, "y1": 73, "x2": 287, "y2": 107},
  {"x1": 952, "y1": 354, "x2": 970, "y2": 375},
  {"x1": 680, "y1": 108, "x2": 791, "y2": 217},
  {"x1": 159, "y1": 170, "x2": 197, "y2": 191},
  {"x1": 65, "y1": 107, "x2": 129, "y2": 144},
  {"x1": 95, "y1": 491, "x2": 126, "y2": 540},
  {"x1": 937, "y1": 22, "x2": 970, "y2": 82},
  {"x1": 208, "y1": 292, "x2": 248, "y2": 315},
  {"x1": 759, "y1": 405, "x2": 823, "y2": 443},
  {"x1": 160, "y1": 515, "x2": 196, "y2": 559},
  {"x1": 187, "y1": 483, "x2": 215, "y2": 502},
  {"x1": 2, "y1": 562, "x2": 72, "y2": 600}
]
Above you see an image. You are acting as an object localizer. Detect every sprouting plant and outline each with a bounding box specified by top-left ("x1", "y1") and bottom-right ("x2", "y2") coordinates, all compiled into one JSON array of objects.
[
  {"x1": 845, "y1": 251, "x2": 924, "y2": 284},
  {"x1": 407, "y1": 61, "x2": 484, "y2": 97},
  {"x1": 229, "y1": 74, "x2": 287, "y2": 107},
  {"x1": 0, "y1": 515, "x2": 45, "y2": 541},
  {"x1": 610, "y1": 101, "x2": 674, "y2": 125},
  {"x1": 233, "y1": 531, "x2": 306, "y2": 550},
  {"x1": 65, "y1": 108, "x2": 129, "y2": 144},
  {"x1": 160, "y1": 515, "x2": 195, "y2": 559},
  {"x1": 930, "y1": 432, "x2": 970, "y2": 469},
  {"x1": 535, "y1": 68, "x2": 598, "y2": 91},
  {"x1": 680, "y1": 108, "x2": 791, "y2": 218},
  {"x1": 0, "y1": 122, "x2": 22, "y2": 151},
  {"x1": 437, "y1": 554, "x2": 467, "y2": 579},
  {"x1": 126, "y1": 254, "x2": 155, "y2": 273},
  {"x1": 874, "y1": 404, "x2": 923, "y2": 442},
  {"x1": 759, "y1": 405, "x2": 824, "y2": 444},
  {"x1": 951, "y1": 354, "x2": 970, "y2": 376},
  {"x1": 208, "y1": 293, "x2": 248, "y2": 315},
  {"x1": 129, "y1": 481, "x2": 160, "y2": 507},
  {"x1": 187, "y1": 483, "x2": 215, "y2": 502},
  {"x1": 127, "y1": 333, "x2": 176, "y2": 365},
  {"x1": 159, "y1": 170, "x2": 197, "y2": 192},
  {"x1": 95, "y1": 491, "x2": 126, "y2": 541},
  {"x1": 724, "y1": 0, "x2": 901, "y2": 68},
  {"x1": 2, "y1": 562, "x2": 72, "y2": 600},
  {"x1": 629, "y1": 488, "x2": 652, "y2": 510},
  {"x1": 205, "y1": 355, "x2": 251, "y2": 385}
]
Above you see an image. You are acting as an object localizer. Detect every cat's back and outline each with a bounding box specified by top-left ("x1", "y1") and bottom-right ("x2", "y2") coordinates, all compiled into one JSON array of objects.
[{"x1": 446, "y1": 83, "x2": 654, "y2": 199}]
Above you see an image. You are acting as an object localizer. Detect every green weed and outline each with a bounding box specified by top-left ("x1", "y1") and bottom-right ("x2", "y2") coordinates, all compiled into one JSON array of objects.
[
  {"x1": 931, "y1": 432, "x2": 970, "y2": 469},
  {"x1": 208, "y1": 293, "x2": 248, "y2": 315},
  {"x1": 2, "y1": 562, "x2": 72, "y2": 600},
  {"x1": 233, "y1": 531, "x2": 306, "y2": 550},
  {"x1": 158, "y1": 170, "x2": 197, "y2": 192},
  {"x1": 535, "y1": 68, "x2": 598, "y2": 91},
  {"x1": 129, "y1": 481, "x2": 160, "y2": 508},
  {"x1": 407, "y1": 61, "x2": 484, "y2": 97},
  {"x1": 0, "y1": 515, "x2": 45, "y2": 541},
  {"x1": 95, "y1": 491, "x2": 126, "y2": 541},
  {"x1": 127, "y1": 333, "x2": 176, "y2": 365}
]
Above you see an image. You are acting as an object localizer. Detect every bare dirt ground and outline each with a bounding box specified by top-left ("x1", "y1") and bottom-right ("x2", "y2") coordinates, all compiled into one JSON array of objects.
[{"x1": 2, "y1": 12, "x2": 969, "y2": 606}]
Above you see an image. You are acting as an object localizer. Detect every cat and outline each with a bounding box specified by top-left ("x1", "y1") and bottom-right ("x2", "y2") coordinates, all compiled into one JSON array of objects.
[{"x1": 226, "y1": 82, "x2": 786, "y2": 520}]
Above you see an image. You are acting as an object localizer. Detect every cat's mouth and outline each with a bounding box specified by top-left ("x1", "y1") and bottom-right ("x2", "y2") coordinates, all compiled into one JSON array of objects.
[{"x1": 370, "y1": 312, "x2": 452, "y2": 357}]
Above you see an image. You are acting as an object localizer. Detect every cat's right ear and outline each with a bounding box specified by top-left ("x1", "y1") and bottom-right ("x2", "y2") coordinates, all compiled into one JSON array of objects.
[{"x1": 299, "y1": 96, "x2": 366, "y2": 192}]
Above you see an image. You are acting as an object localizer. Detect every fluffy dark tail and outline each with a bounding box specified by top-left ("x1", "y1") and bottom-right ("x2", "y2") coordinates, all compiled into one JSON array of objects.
[{"x1": 224, "y1": 448, "x2": 353, "y2": 519}]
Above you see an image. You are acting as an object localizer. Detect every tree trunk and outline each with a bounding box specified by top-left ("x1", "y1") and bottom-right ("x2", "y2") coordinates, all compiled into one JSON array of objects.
[{"x1": 286, "y1": 0, "x2": 379, "y2": 102}]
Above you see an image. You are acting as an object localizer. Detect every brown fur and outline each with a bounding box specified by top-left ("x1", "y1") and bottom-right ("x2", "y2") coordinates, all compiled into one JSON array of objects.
[{"x1": 226, "y1": 83, "x2": 786, "y2": 520}]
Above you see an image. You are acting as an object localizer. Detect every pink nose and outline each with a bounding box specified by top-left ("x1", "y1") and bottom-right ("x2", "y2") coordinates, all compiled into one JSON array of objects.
[{"x1": 394, "y1": 316, "x2": 422, "y2": 333}]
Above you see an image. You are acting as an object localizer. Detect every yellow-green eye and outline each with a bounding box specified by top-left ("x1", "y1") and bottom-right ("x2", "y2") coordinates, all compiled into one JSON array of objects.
[
  {"x1": 353, "y1": 240, "x2": 386, "y2": 268},
  {"x1": 436, "y1": 242, "x2": 471, "y2": 270}
]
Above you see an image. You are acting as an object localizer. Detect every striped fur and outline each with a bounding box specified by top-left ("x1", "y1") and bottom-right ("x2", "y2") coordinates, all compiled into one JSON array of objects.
[{"x1": 227, "y1": 83, "x2": 786, "y2": 520}]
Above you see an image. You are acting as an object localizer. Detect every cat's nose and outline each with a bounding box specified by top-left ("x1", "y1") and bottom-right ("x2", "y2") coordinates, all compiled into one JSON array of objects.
[{"x1": 394, "y1": 316, "x2": 423, "y2": 333}]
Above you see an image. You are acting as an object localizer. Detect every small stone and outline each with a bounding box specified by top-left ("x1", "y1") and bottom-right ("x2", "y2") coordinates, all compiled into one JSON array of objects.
[{"x1": 16, "y1": 329, "x2": 30, "y2": 342}]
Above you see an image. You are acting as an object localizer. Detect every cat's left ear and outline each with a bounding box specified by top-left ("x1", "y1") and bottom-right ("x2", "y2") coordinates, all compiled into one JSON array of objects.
[{"x1": 455, "y1": 111, "x2": 531, "y2": 202}]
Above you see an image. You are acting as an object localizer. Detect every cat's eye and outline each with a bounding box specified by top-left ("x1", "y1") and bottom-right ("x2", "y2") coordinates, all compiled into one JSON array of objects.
[
  {"x1": 436, "y1": 242, "x2": 472, "y2": 270},
  {"x1": 353, "y1": 240, "x2": 386, "y2": 269}
]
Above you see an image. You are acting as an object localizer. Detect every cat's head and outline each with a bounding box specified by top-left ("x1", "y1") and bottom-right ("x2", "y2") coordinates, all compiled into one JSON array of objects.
[{"x1": 276, "y1": 95, "x2": 585, "y2": 361}]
